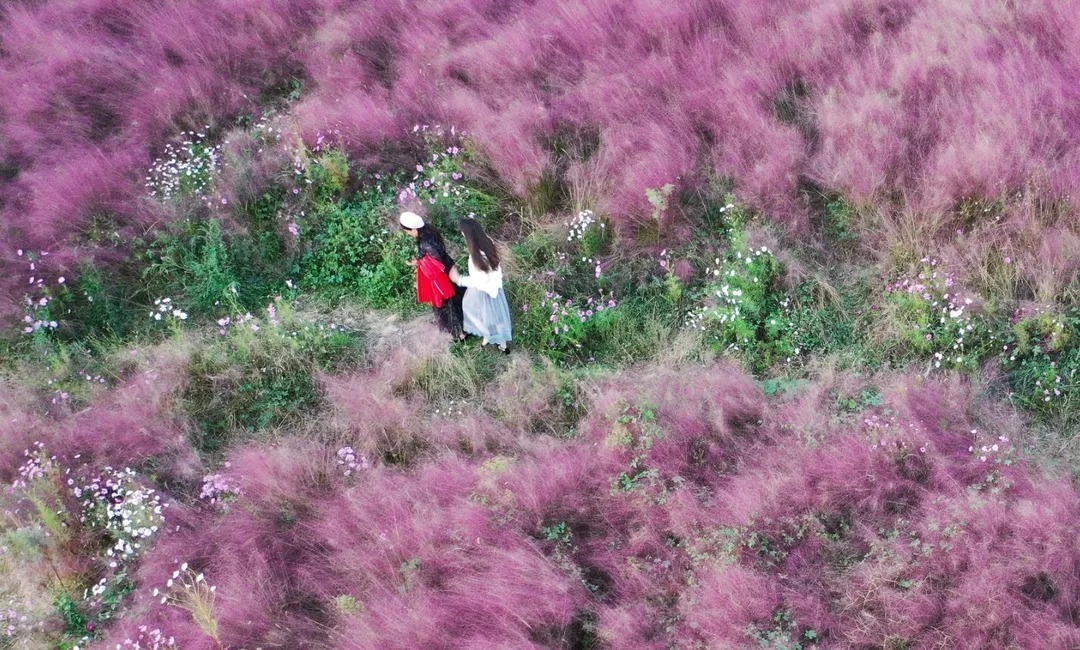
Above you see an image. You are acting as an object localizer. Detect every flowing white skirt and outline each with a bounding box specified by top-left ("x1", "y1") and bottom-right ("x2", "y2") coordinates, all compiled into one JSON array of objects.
[{"x1": 462, "y1": 287, "x2": 513, "y2": 345}]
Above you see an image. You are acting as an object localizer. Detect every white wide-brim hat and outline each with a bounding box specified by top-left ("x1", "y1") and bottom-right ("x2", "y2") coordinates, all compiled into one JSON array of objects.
[{"x1": 399, "y1": 211, "x2": 425, "y2": 229}]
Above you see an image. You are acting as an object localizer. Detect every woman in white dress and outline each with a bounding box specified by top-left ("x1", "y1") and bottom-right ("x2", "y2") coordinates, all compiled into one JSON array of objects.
[{"x1": 449, "y1": 218, "x2": 512, "y2": 352}]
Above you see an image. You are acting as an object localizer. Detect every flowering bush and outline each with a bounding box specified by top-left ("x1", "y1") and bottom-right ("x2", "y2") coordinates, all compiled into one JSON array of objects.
[
  {"x1": 1002, "y1": 308, "x2": 1078, "y2": 417},
  {"x1": 4, "y1": 445, "x2": 168, "y2": 648},
  {"x1": 527, "y1": 289, "x2": 619, "y2": 357},
  {"x1": 512, "y1": 209, "x2": 621, "y2": 362},
  {"x1": 15, "y1": 250, "x2": 63, "y2": 345},
  {"x1": 684, "y1": 237, "x2": 797, "y2": 369},
  {"x1": 399, "y1": 125, "x2": 497, "y2": 219},
  {"x1": 336, "y1": 446, "x2": 371, "y2": 478},
  {"x1": 199, "y1": 473, "x2": 242, "y2": 508},
  {"x1": 883, "y1": 258, "x2": 994, "y2": 371},
  {"x1": 145, "y1": 131, "x2": 222, "y2": 204},
  {"x1": 75, "y1": 467, "x2": 165, "y2": 564},
  {"x1": 148, "y1": 298, "x2": 188, "y2": 328},
  {"x1": 565, "y1": 209, "x2": 606, "y2": 258},
  {"x1": 289, "y1": 130, "x2": 349, "y2": 202}
]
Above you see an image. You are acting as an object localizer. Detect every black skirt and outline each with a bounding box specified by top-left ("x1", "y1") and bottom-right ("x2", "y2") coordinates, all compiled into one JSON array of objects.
[
  {"x1": 416, "y1": 228, "x2": 464, "y2": 339},
  {"x1": 433, "y1": 283, "x2": 465, "y2": 338}
]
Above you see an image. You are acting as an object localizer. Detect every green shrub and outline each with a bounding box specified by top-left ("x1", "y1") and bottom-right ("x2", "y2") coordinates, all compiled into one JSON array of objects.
[
  {"x1": 354, "y1": 236, "x2": 420, "y2": 312},
  {"x1": 684, "y1": 233, "x2": 795, "y2": 371},
  {"x1": 183, "y1": 301, "x2": 364, "y2": 456},
  {"x1": 140, "y1": 205, "x2": 290, "y2": 320},
  {"x1": 1003, "y1": 308, "x2": 1078, "y2": 417},
  {"x1": 299, "y1": 188, "x2": 395, "y2": 290},
  {"x1": 880, "y1": 259, "x2": 995, "y2": 371}
]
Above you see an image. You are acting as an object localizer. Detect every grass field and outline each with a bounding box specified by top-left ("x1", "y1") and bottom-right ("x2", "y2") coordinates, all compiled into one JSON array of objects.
[{"x1": 1, "y1": 0, "x2": 1079, "y2": 647}]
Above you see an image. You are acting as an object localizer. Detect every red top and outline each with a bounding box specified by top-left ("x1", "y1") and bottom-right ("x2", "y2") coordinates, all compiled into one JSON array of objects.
[{"x1": 416, "y1": 255, "x2": 455, "y2": 308}]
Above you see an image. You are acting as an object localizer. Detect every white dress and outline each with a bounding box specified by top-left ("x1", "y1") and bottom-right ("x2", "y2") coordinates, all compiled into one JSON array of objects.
[{"x1": 456, "y1": 258, "x2": 513, "y2": 346}]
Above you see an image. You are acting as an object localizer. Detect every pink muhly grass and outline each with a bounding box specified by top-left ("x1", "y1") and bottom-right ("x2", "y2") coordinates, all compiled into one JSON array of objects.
[
  {"x1": 15, "y1": 356, "x2": 1078, "y2": 648},
  {"x1": 0, "y1": 361, "x2": 198, "y2": 484},
  {"x1": 63, "y1": 367, "x2": 197, "y2": 474},
  {"x1": 5, "y1": 0, "x2": 1080, "y2": 309},
  {"x1": 306, "y1": 460, "x2": 582, "y2": 648},
  {"x1": 680, "y1": 564, "x2": 784, "y2": 645},
  {"x1": 321, "y1": 370, "x2": 428, "y2": 466},
  {"x1": 0, "y1": 380, "x2": 47, "y2": 482}
]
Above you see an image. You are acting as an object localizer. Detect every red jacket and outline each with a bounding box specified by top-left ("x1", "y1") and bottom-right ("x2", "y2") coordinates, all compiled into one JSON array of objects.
[{"x1": 416, "y1": 255, "x2": 455, "y2": 308}]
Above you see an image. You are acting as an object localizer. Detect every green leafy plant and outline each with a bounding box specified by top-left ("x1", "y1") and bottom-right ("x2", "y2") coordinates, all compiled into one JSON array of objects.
[
  {"x1": 747, "y1": 608, "x2": 820, "y2": 649},
  {"x1": 684, "y1": 233, "x2": 796, "y2": 370},
  {"x1": 183, "y1": 301, "x2": 364, "y2": 456},
  {"x1": 881, "y1": 258, "x2": 994, "y2": 371},
  {"x1": 1003, "y1": 308, "x2": 1078, "y2": 417},
  {"x1": 608, "y1": 403, "x2": 665, "y2": 495}
]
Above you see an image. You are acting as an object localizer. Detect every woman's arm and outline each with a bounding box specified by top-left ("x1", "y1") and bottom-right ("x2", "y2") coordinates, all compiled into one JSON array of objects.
[{"x1": 452, "y1": 266, "x2": 480, "y2": 288}]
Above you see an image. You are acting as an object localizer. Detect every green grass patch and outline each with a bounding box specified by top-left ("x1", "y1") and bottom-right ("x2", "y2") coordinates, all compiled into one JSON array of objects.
[{"x1": 182, "y1": 302, "x2": 365, "y2": 456}]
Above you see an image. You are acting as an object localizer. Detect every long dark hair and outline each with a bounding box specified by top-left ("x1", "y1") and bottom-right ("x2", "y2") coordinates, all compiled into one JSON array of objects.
[
  {"x1": 459, "y1": 218, "x2": 499, "y2": 272},
  {"x1": 410, "y1": 223, "x2": 452, "y2": 266},
  {"x1": 415, "y1": 224, "x2": 445, "y2": 247}
]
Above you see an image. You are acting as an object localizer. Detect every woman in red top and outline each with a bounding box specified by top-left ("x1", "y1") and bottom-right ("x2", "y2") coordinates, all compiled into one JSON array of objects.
[{"x1": 400, "y1": 211, "x2": 465, "y2": 340}]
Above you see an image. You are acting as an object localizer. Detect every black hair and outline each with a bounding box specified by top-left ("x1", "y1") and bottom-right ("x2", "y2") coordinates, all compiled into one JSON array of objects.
[{"x1": 459, "y1": 218, "x2": 499, "y2": 272}]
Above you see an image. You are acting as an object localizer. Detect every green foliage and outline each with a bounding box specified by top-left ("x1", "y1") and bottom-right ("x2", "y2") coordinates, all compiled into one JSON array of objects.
[
  {"x1": 303, "y1": 149, "x2": 351, "y2": 204},
  {"x1": 821, "y1": 197, "x2": 859, "y2": 250},
  {"x1": 782, "y1": 276, "x2": 878, "y2": 368},
  {"x1": 542, "y1": 521, "x2": 573, "y2": 544},
  {"x1": 881, "y1": 260, "x2": 995, "y2": 371},
  {"x1": 140, "y1": 203, "x2": 290, "y2": 320},
  {"x1": 55, "y1": 593, "x2": 86, "y2": 628},
  {"x1": 609, "y1": 403, "x2": 665, "y2": 495},
  {"x1": 759, "y1": 377, "x2": 805, "y2": 397},
  {"x1": 685, "y1": 236, "x2": 795, "y2": 371},
  {"x1": 540, "y1": 521, "x2": 577, "y2": 573},
  {"x1": 612, "y1": 455, "x2": 660, "y2": 494},
  {"x1": 354, "y1": 236, "x2": 419, "y2": 312},
  {"x1": 183, "y1": 302, "x2": 364, "y2": 456},
  {"x1": 835, "y1": 386, "x2": 883, "y2": 413},
  {"x1": 298, "y1": 183, "x2": 407, "y2": 304},
  {"x1": 1003, "y1": 309, "x2": 1078, "y2": 417},
  {"x1": 747, "y1": 608, "x2": 820, "y2": 649},
  {"x1": 143, "y1": 218, "x2": 233, "y2": 314}
]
